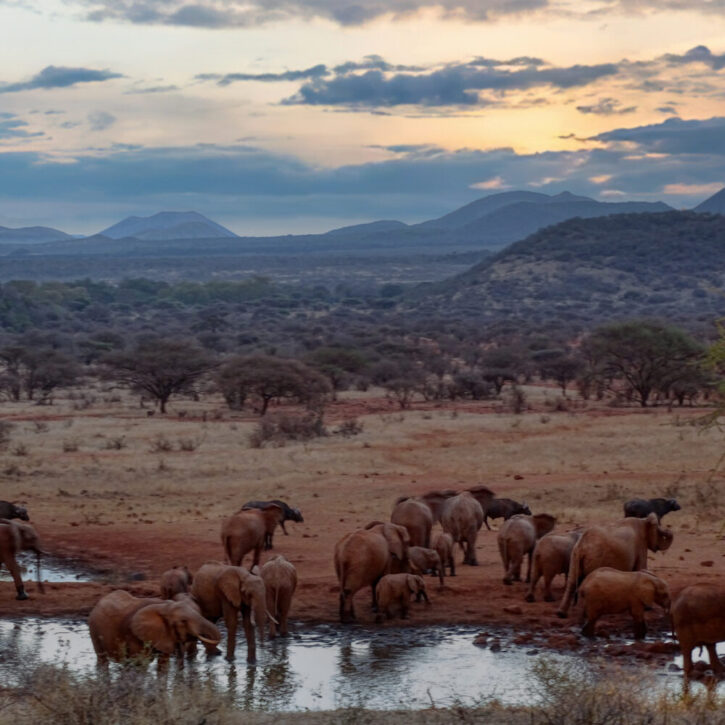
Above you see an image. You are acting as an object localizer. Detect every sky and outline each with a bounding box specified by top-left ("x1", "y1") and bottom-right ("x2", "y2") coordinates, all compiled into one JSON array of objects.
[{"x1": 0, "y1": 0, "x2": 724, "y2": 234}]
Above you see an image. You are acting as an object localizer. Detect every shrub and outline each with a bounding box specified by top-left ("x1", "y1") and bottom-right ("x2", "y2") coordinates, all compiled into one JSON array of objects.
[
  {"x1": 0, "y1": 420, "x2": 13, "y2": 449},
  {"x1": 149, "y1": 434, "x2": 173, "y2": 453},
  {"x1": 249, "y1": 413, "x2": 327, "y2": 448},
  {"x1": 103, "y1": 436, "x2": 127, "y2": 450},
  {"x1": 62, "y1": 438, "x2": 79, "y2": 453},
  {"x1": 334, "y1": 418, "x2": 364, "y2": 437}
]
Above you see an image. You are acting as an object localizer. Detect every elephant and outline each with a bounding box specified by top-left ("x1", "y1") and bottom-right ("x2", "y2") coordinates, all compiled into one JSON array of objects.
[
  {"x1": 191, "y1": 562, "x2": 268, "y2": 663},
  {"x1": 0, "y1": 519, "x2": 43, "y2": 600},
  {"x1": 396, "y1": 489, "x2": 458, "y2": 524},
  {"x1": 0, "y1": 501, "x2": 29, "y2": 521},
  {"x1": 498, "y1": 513, "x2": 557, "y2": 585},
  {"x1": 221, "y1": 505, "x2": 285, "y2": 568},
  {"x1": 440, "y1": 492, "x2": 484, "y2": 566},
  {"x1": 160, "y1": 565, "x2": 193, "y2": 599},
  {"x1": 391, "y1": 497, "x2": 434, "y2": 548},
  {"x1": 482, "y1": 497, "x2": 531, "y2": 531},
  {"x1": 623, "y1": 497, "x2": 681, "y2": 522},
  {"x1": 671, "y1": 584, "x2": 725, "y2": 685},
  {"x1": 556, "y1": 513, "x2": 673, "y2": 618},
  {"x1": 241, "y1": 499, "x2": 304, "y2": 549},
  {"x1": 334, "y1": 522, "x2": 410, "y2": 623},
  {"x1": 525, "y1": 530, "x2": 581, "y2": 602},
  {"x1": 408, "y1": 546, "x2": 444, "y2": 586},
  {"x1": 578, "y1": 567, "x2": 670, "y2": 639},
  {"x1": 88, "y1": 590, "x2": 221, "y2": 664},
  {"x1": 375, "y1": 573, "x2": 429, "y2": 622},
  {"x1": 465, "y1": 485, "x2": 497, "y2": 526},
  {"x1": 259, "y1": 554, "x2": 297, "y2": 638},
  {"x1": 433, "y1": 532, "x2": 455, "y2": 577}
]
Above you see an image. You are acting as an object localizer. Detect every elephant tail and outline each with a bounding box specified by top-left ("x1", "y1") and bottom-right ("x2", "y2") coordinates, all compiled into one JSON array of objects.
[{"x1": 557, "y1": 547, "x2": 580, "y2": 617}]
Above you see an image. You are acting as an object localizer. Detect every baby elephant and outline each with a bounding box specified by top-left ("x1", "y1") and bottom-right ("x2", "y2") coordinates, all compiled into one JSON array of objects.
[
  {"x1": 160, "y1": 566, "x2": 193, "y2": 599},
  {"x1": 376, "y1": 574, "x2": 429, "y2": 622},
  {"x1": 259, "y1": 555, "x2": 297, "y2": 638},
  {"x1": 408, "y1": 546, "x2": 444, "y2": 586},
  {"x1": 578, "y1": 567, "x2": 670, "y2": 639},
  {"x1": 525, "y1": 530, "x2": 581, "y2": 603},
  {"x1": 434, "y1": 532, "x2": 455, "y2": 577}
]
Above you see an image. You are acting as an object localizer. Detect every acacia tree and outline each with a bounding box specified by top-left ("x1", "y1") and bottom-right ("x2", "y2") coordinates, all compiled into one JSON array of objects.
[
  {"x1": 215, "y1": 355, "x2": 331, "y2": 415},
  {"x1": 582, "y1": 321, "x2": 703, "y2": 407},
  {"x1": 103, "y1": 339, "x2": 214, "y2": 413}
]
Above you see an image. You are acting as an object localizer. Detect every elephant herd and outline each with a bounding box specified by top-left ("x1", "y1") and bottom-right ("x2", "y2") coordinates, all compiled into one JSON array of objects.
[
  {"x1": 1, "y1": 491, "x2": 724, "y2": 686},
  {"x1": 335, "y1": 488, "x2": 725, "y2": 686}
]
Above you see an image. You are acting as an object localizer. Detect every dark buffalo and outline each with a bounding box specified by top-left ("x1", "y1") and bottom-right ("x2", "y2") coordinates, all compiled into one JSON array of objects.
[
  {"x1": 623, "y1": 498, "x2": 681, "y2": 522},
  {"x1": 483, "y1": 497, "x2": 531, "y2": 530},
  {"x1": 241, "y1": 499, "x2": 304, "y2": 549},
  {"x1": 0, "y1": 501, "x2": 29, "y2": 521}
]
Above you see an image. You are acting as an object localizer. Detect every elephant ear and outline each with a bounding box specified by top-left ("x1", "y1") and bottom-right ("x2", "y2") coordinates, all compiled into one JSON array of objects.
[
  {"x1": 381, "y1": 523, "x2": 407, "y2": 561},
  {"x1": 407, "y1": 575, "x2": 423, "y2": 593},
  {"x1": 218, "y1": 568, "x2": 243, "y2": 608},
  {"x1": 130, "y1": 604, "x2": 176, "y2": 655}
]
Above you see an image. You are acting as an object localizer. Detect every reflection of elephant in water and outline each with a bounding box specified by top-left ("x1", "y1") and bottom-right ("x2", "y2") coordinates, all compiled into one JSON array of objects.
[
  {"x1": 375, "y1": 573, "x2": 429, "y2": 621},
  {"x1": 191, "y1": 563, "x2": 267, "y2": 663},
  {"x1": 0, "y1": 519, "x2": 43, "y2": 600},
  {"x1": 391, "y1": 498, "x2": 433, "y2": 548},
  {"x1": 525, "y1": 530, "x2": 581, "y2": 602},
  {"x1": 557, "y1": 513, "x2": 673, "y2": 618},
  {"x1": 160, "y1": 565, "x2": 193, "y2": 599},
  {"x1": 441, "y1": 493, "x2": 484, "y2": 566},
  {"x1": 671, "y1": 584, "x2": 725, "y2": 685},
  {"x1": 88, "y1": 590, "x2": 220, "y2": 664},
  {"x1": 259, "y1": 555, "x2": 297, "y2": 638},
  {"x1": 498, "y1": 513, "x2": 556, "y2": 584},
  {"x1": 578, "y1": 567, "x2": 670, "y2": 639},
  {"x1": 334, "y1": 522, "x2": 410, "y2": 622},
  {"x1": 222, "y1": 505, "x2": 285, "y2": 568}
]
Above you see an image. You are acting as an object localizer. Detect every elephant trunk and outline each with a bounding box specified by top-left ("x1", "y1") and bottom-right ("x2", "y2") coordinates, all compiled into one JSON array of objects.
[
  {"x1": 192, "y1": 618, "x2": 221, "y2": 647},
  {"x1": 253, "y1": 590, "x2": 267, "y2": 642}
]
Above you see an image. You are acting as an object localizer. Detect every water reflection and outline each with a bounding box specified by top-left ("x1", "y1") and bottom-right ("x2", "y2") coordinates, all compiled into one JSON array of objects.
[
  {"x1": 0, "y1": 618, "x2": 721, "y2": 711},
  {"x1": 0, "y1": 554, "x2": 99, "y2": 583}
]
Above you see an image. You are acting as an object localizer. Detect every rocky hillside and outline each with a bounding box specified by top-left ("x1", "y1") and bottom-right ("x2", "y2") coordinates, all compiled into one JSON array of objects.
[{"x1": 413, "y1": 211, "x2": 725, "y2": 329}]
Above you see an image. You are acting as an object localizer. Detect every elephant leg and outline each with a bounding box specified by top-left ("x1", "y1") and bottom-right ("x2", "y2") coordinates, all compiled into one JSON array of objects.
[
  {"x1": 483, "y1": 516, "x2": 491, "y2": 531},
  {"x1": 706, "y1": 644, "x2": 724, "y2": 673},
  {"x1": 581, "y1": 617, "x2": 597, "y2": 638},
  {"x1": 542, "y1": 572, "x2": 556, "y2": 602},
  {"x1": 630, "y1": 602, "x2": 646, "y2": 639},
  {"x1": 252, "y1": 545, "x2": 262, "y2": 569},
  {"x1": 371, "y1": 577, "x2": 381, "y2": 612},
  {"x1": 4, "y1": 555, "x2": 27, "y2": 600},
  {"x1": 525, "y1": 551, "x2": 533, "y2": 584},
  {"x1": 264, "y1": 534, "x2": 272, "y2": 551},
  {"x1": 241, "y1": 605, "x2": 256, "y2": 664},
  {"x1": 437, "y1": 567, "x2": 444, "y2": 587},
  {"x1": 449, "y1": 557, "x2": 456, "y2": 577},
  {"x1": 222, "y1": 602, "x2": 239, "y2": 662}
]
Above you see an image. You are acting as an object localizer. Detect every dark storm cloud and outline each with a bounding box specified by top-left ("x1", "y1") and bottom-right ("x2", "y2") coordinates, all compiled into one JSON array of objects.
[
  {"x1": 0, "y1": 66, "x2": 123, "y2": 94},
  {"x1": 576, "y1": 98, "x2": 637, "y2": 115},
  {"x1": 593, "y1": 116, "x2": 725, "y2": 155}
]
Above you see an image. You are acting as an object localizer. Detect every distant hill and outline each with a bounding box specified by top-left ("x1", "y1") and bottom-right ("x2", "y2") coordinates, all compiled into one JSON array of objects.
[
  {"x1": 695, "y1": 187, "x2": 725, "y2": 214},
  {"x1": 411, "y1": 190, "x2": 673, "y2": 247},
  {"x1": 325, "y1": 220, "x2": 408, "y2": 236},
  {"x1": 413, "y1": 211, "x2": 725, "y2": 327},
  {"x1": 98, "y1": 211, "x2": 237, "y2": 240},
  {"x1": 0, "y1": 225, "x2": 72, "y2": 244}
]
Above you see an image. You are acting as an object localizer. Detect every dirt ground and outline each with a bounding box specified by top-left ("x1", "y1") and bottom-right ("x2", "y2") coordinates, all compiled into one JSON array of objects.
[{"x1": 1, "y1": 385, "x2": 724, "y2": 663}]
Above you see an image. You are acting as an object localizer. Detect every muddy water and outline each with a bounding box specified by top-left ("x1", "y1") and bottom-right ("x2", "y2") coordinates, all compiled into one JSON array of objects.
[
  {"x1": 0, "y1": 619, "x2": 710, "y2": 711},
  {"x1": 0, "y1": 553, "x2": 100, "y2": 583}
]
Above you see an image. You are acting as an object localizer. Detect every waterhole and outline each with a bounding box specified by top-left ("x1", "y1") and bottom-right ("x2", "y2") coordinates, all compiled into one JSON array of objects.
[
  {"x1": 0, "y1": 553, "x2": 100, "y2": 583},
  {"x1": 1, "y1": 619, "x2": 713, "y2": 711}
]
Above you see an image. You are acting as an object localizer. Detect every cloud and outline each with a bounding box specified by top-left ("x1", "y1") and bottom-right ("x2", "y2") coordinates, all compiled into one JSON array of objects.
[
  {"x1": 88, "y1": 111, "x2": 117, "y2": 131},
  {"x1": 68, "y1": 0, "x2": 550, "y2": 28},
  {"x1": 663, "y1": 45, "x2": 725, "y2": 70},
  {"x1": 0, "y1": 66, "x2": 123, "y2": 94},
  {"x1": 663, "y1": 182, "x2": 724, "y2": 196},
  {"x1": 470, "y1": 176, "x2": 508, "y2": 189},
  {"x1": 196, "y1": 64, "x2": 328, "y2": 85},
  {"x1": 125, "y1": 84, "x2": 180, "y2": 94},
  {"x1": 576, "y1": 97, "x2": 637, "y2": 115},
  {"x1": 593, "y1": 116, "x2": 725, "y2": 155},
  {"x1": 283, "y1": 61, "x2": 619, "y2": 107},
  {"x1": 0, "y1": 114, "x2": 44, "y2": 140}
]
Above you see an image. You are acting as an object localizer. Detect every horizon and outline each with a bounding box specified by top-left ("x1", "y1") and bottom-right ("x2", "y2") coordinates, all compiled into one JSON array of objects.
[{"x1": 1, "y1": 1, "x2": 724, "y2": 234}]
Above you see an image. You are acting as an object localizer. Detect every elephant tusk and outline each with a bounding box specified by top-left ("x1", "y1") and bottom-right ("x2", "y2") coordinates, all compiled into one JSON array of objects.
[
  {"x1": 266, "y1": 609, "x2": 279, "y2": 625},
  {"x1": 197, "y1": 635, "x2": 220, "y2": 645}
]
